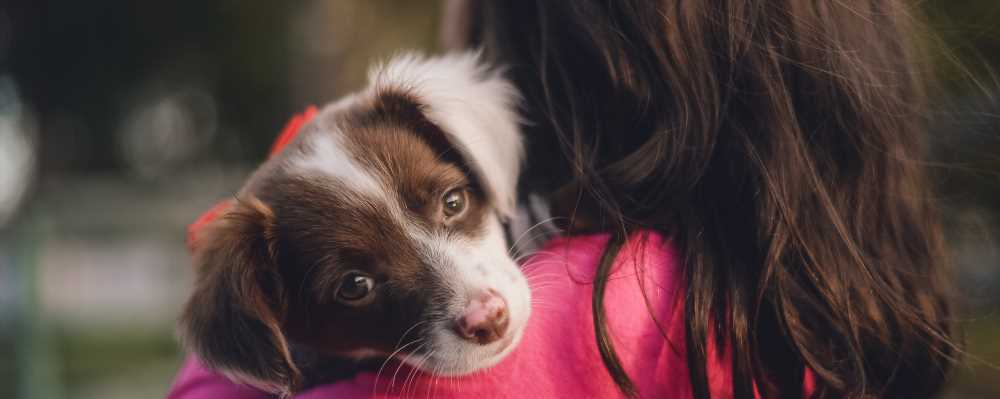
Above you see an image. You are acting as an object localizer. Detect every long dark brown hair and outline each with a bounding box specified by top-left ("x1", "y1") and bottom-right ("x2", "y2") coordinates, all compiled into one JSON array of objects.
[{"x1": 445, "y1": 0, "x2": 958, "y2": 397}]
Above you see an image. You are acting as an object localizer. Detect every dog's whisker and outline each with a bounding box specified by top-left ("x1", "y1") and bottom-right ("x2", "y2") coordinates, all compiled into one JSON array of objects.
[
  {"x1": 510, "y1": 243, "x2": 565, "y2": 262},
  {"x1": 433, "y1": 361, "x2": 445, "y2": 399},
  {"x1": 373, "y1": 319, "x2": 430, "y2": 394},
  {"x1": 507, "y1": 216, "x2": 565, "y2": 254},
  {"x1": 425, "y1": 362, "x2": 440, "y2": 399},
  {"x1": 524, "y1": 275, "x2": 560, "y2": 282},
  {"x1": 530, "y1": 296, "x2": 559, "y2": 304},
  {"x1": 393, "y1": 320, "x2": 428, "y2": 352},
  {"x1": 515, "y1": 255, "x2": 566, "y2": 268},
  {"x1": 531, "y1": 299, "x2": 560, "y2": 307},
  {"x1": 525, "y1": 277, "x2": 562, "y2": 285},
  {"x1": 525, "y1": 278, "x2": 560, "y2": 286},
  {"x1": 375, "y1": 338, "x2": 424, "y2": 395},
  {"x1": 524, "y1": 276, "x2": 565, "y2": 286},
  {"x1": 403, "y1": 349, "x2": 433, "y2": 398},
  {"x1": 386, "y1": 340, "x2": 428, "y2": 393},
  {"x1": 520, "y1": 256, "x2": 572, "y2": 265},
  {"x1": 522, "y1": 262, "x2": 568, "y2": 271},
  {"x1": 523, "y1": 271, "x2": 563, "y2": 280},
  {"x1": 523, "y1": 273, "x2": 562, "y2": 281}
]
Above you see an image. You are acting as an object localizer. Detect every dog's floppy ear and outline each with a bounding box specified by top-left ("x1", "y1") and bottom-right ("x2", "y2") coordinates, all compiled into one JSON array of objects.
[
  {"x1": 371, "y1": 51, "x2": 523, "y2": 219},
  {"x1": 179, "y1": 197, "x2": 301, "y2": 396}
]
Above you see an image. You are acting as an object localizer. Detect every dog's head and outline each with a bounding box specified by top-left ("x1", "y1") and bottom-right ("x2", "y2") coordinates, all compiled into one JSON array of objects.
[{"x1": 178, "y1": 52, "x2": 528, "y2": 395}]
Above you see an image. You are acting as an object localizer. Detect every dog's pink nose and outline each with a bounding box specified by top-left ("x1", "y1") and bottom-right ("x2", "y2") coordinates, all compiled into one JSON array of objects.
[{"x1": 454, "y1": 289, "x2": 509, "y2": 345}]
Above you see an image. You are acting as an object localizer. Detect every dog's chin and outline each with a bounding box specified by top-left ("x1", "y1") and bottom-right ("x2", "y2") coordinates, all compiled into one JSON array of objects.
[
  {"x1": 399, "y1": 315, "x2": 529, "y2": 376},
  {"x1": 392, "y1": 227, "x2": 533, "y2": 376},
  {"x1": 399, "y1": 270, "x2": 532, "y2": 376}
]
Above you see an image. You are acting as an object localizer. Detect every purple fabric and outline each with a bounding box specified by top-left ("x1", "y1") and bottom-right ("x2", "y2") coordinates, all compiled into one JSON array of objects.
[{"x1": 167, "y1": 356, "x2": 270, "y2": 399}]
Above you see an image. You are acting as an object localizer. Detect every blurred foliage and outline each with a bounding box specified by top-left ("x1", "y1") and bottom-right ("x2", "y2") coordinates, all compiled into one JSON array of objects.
[
  {"x1": 922, "y1": 0, "x2": 1000, "y2": 214},
  {"x1": 0, "y1": 333, "x2": 14, "y2": 398},
  {"x1": 951, "y1": 315, "x2": 1000, "y2": 397},
  {"x1": 1, "y1": 0, "x2": 441, "y2": 179},
  {"x1": 56, "y1": 330, "x2": 179, "y2": 392},
  {"x1": 924, "y1": 0, "x2": 1000, "y2": 93},
  {"x1": 3, "y1": 0, "x2": 294, "y2": 172}
]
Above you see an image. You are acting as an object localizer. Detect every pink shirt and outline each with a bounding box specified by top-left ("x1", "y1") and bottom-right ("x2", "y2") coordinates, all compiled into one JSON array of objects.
[{"x1": 168, "y1": 231, "x2": 772, "y2": 398}]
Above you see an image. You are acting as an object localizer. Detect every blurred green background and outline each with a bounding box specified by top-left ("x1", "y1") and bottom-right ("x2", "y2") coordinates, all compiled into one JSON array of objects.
[{"x1": 0, "y1": 1, "x2": 997, "y2": 398}]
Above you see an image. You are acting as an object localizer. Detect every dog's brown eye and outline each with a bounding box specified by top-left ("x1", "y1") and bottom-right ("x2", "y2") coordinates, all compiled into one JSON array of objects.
[
  {"x1": 337, "y1": 272, "x2": 375, "y2": 302},
  {"x1": 442, "y1": 188, "x2": 467, "y2": 218}
]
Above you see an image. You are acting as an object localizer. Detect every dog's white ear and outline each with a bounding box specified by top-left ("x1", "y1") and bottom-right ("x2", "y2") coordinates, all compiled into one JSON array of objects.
[{"x1": 370, "y1": 51, "x2": 523, "y2": 220}]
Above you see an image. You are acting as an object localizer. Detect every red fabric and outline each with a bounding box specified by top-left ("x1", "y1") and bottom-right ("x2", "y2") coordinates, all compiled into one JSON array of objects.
[
  {"x1": 186, "y1": 200, "x2": 233, "y2": 251},
  {"x1": 185, "y1": 106, "x2": 318, "y2": 251},
  {"x1": 269, "y1": 105, "x2": 318, "y2": 158}
]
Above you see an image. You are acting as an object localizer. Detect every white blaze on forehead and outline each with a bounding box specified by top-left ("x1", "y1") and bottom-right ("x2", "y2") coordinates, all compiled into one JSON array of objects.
[
  {"x1": 289, "y1": 126, "x2": 417, "y2": 237},
  {"x1": 291, "y1": 131, "x2": 383, "y2": 197}
]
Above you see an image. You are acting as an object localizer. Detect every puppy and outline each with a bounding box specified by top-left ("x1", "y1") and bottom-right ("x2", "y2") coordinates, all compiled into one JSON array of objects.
[{"x1": 179, "y1": 52, "x2": 529, "y2": 396}]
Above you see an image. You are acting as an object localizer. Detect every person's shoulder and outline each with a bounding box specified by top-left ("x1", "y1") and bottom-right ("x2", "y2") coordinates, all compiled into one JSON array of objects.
[
  {"x1": 530, "y1": 229, "x2": 678, "y2": 279},
  {"x1": 522, "y1": 228, "x2": 682, "y2": 329},
  {"x1": 518, "y1": 229, "x2": 687, "y2": 398}
]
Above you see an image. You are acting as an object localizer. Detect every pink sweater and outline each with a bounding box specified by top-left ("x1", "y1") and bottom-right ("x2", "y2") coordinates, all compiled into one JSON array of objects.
[{"x1": 168, "y1": 231, "x2": 801, "y2": 398}]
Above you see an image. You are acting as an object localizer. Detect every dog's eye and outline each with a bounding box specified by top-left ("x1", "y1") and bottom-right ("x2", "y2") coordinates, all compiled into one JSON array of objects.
[
  {"x1": 336, "y1": 272, "x2": 375, "y2": 302},
  {"x1": 442, "y1": 188, "x2": 467, "y2": 218}
]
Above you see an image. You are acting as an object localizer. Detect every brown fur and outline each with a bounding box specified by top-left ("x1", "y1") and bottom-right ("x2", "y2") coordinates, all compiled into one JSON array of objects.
[
  {"x1": 181, "y1": 197, "x2": 302, "y2": 393},
  {"x1": 180, "y1": 91, "x2": 496, "y2": 394}
]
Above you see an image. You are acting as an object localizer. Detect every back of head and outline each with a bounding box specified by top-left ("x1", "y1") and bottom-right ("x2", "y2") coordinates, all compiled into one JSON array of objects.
[{"x1": 447, "y1": 0, "x2": 957, "y2": 397}]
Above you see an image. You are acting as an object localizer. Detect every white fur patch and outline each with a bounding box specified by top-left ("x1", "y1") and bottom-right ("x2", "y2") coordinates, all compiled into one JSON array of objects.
[
  {"x1": 291, "y1": 131, "x2": 383, "y2": 197},
  {"x1": 369, "y1": 51, "x2": 523, "y2": 220}
]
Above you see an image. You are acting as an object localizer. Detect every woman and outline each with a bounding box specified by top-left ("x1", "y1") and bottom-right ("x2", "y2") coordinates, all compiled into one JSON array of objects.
[{"x1": 169, "y1": 0, "x2": 957, "y2": 397}]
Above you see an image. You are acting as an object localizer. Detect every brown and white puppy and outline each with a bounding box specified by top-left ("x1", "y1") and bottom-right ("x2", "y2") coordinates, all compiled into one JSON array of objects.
[{"x1": 179, "y1": 52, "x2": 529, "y2": 396}]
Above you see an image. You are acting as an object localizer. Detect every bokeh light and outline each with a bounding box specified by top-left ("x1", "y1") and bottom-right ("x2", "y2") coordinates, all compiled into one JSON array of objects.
[{"x1": 0, "y1": 76, "x2": 36, "y2": 228}]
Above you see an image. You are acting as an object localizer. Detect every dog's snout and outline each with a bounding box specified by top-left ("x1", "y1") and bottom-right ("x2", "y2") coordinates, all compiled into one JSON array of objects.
[{"x1": 454, "y1": 289, "x2": 510, "y2": 345}]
